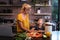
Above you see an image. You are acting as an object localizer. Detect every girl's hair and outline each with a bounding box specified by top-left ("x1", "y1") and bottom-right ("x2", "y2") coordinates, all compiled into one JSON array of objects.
[
  {"x1": 36, "y1": 18, "x2": 45, "y2": 22},
  {"x1": 20, "y1": 3, "x2": 31, "y2": 13},
  {"x1": 36, "y1": 18, "x2": 45, "y2": 26}
]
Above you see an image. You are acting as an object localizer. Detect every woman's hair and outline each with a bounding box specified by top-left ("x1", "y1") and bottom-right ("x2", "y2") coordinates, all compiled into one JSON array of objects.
[{"x1": 20, "y1": 3, "x2": 31, "y2": 13}]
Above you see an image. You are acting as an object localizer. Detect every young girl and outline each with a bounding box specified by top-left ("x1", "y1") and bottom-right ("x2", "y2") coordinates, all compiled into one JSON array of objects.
[
  {"x1": 30, "y1": 18, "x2": 45, "y2": 34},
  {"x1": 36, "y1": 18, "x2": 45, "y2": 33}
]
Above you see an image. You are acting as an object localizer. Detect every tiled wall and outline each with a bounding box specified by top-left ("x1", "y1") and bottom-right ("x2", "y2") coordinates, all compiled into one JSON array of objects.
[{"x1": 41, "y1": 7, "x2": 52, "y2": 13}]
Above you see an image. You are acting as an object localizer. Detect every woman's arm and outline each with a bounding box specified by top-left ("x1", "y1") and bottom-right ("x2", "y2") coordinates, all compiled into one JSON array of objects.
[{"x1": 18, "y1": 20, "x2": 31, "y2": 32}]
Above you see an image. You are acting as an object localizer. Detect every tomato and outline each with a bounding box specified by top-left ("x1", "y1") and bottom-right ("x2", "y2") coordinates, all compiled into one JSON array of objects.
[
  {"x1": 35, "y1": 33, "x2": 42, "y2": 37},
  {"x1": 36, "y1": 33, "x2": 39, "y2": 35}
]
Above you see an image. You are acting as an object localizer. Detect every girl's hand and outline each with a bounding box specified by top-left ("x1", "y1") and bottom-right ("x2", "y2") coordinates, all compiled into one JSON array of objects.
[{"x1": 37, "y1": 30, "x2": 44, "y2": 32}]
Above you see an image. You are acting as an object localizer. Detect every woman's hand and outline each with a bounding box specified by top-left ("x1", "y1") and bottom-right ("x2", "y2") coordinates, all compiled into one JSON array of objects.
[{"x1": 30, "y1": 28, "x2": 35, "y2": 32}]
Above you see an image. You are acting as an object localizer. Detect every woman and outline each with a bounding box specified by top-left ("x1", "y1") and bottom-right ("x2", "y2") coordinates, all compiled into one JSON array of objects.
[
  {"x1": 16, "y1": 3, "x2": 31, "y2": 33},
  {"x1": 16, "y1": 3, "x2": 32, "y2": 40}
]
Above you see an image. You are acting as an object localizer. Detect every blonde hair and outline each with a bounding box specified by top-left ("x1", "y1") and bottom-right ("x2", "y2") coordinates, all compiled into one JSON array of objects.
[{"x1": 20, "y1": 3, "x2": 31, "y2": 13}]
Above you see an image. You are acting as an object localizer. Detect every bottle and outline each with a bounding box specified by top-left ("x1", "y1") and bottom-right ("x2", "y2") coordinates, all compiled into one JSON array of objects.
[
  {"x1": 49, "y1": 0, "x2": 51, "y2": 6},
  {"x1": 37, "y1": 8, "x2": 41, "y2": 14}
]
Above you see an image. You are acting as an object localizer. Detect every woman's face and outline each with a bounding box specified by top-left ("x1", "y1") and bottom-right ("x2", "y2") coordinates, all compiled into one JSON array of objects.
[
  {"x1": 38, "y1": 19, "x2": 44, "y2": 25},
  {"x1": 25, "y1": 8, "x2": 31, "y2": 14}
]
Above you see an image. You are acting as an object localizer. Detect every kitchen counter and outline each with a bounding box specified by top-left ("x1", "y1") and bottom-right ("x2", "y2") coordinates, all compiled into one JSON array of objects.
[{"x1": 28, "y1": 31, "x2": 60, "y2": 40}]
